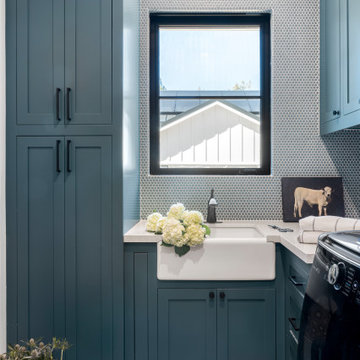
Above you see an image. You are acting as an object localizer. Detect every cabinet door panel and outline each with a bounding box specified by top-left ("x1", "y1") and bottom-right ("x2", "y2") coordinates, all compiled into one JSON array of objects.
[
  {"x1": 17, "y1": 137, "x2": 65, "y2": 341},
  {"x1": 65, "y1": 137, "x2": 112, "y2": 360},
  {"x1": 343, "y1": 0, "x2": 360, "y2": 115},
  {"x1": 320, "y1": 0, "x2": 341, "y2": 122},
  {"x1": 17, "y1": 0, "x2": 64, "y2": 124},
  {"x1": 217, "y1": 289, "x2": 276, "y2": 360},
  {"x1": 65, "y1": 0, "x2": 112, "y2": 124},
  {"x1": 158, "y1": 289, "x2": 216, "y2": 360}
]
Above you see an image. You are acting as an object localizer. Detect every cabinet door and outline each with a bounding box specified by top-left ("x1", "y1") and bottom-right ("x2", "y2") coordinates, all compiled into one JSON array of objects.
[
  {"x1": 64, "y1": 137, "x2": 112, "y2": 360},
  {"x1": 16, "y1": 137, "x2": 65, "y2": 341},
  {"x1": 217, "y1": 289, "x2": 276, "y2": 360},
  {"x1": 17, "y1": 0, "x2": 65, "y2": 125},
  {"x1": 64, "y1": 0, "x2": 112, "y2": 124},
  {"x1": 320, "y1": 0, "x2": 341, "y2": 123},
  {"x1": 343, "y1": 0, "x2": 360, "y2": 115},
  {"x1": 158, "y1": 289, "x2": 216, "y2": 360}
]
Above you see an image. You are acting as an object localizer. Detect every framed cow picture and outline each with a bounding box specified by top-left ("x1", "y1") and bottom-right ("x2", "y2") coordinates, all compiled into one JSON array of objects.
[{"x1": 281, "y1": 177, "x2": 345, "y2": 222}]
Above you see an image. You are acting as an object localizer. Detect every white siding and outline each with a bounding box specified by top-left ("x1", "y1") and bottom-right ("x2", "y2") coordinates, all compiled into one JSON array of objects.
[{"x1": 160, "y1": 102, "x2": 260, "y2": 168}]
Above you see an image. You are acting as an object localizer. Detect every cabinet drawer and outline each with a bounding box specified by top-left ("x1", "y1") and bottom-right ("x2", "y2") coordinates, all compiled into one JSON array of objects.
[
  {"x1": 286, "y1": 250, "x2": 311, "y2": 297},
  {"x1": 288, "y1": 263, "x2": 308, "y2": 296},
  {"x1": 287, "y1": 283, "x2": 303, "y2": 342}
]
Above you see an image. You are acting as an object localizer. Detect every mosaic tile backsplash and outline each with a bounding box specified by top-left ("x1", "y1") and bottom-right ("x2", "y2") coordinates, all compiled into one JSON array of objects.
[{"x1": 139, "y1": 0, "x2": 360, "y2": 220}]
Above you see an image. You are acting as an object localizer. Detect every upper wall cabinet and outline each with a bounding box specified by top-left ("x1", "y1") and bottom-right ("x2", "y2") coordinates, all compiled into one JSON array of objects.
[
  {"x1": 320, "y1": 0, "x2": 341, "y2": 125},
  {"x1": 321, "y1": 0, "x2": 360, "y2": 134},
  {"x1": 342, "y1": 0, "x2": 360, "y2": 116},
  {"x1": 16, "y1": 0, "x2": 112, "y2": 126}
]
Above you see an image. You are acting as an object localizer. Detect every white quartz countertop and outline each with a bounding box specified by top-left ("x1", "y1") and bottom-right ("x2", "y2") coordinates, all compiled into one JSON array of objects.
[{"x1": 124, "y1": 220, "x2": 317, "y2": 264}]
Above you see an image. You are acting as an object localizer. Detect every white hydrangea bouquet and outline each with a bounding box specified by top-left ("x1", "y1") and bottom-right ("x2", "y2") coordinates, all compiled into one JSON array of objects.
[{"x1": 145, "y1": 203, "x2": 210, "y2": 257}]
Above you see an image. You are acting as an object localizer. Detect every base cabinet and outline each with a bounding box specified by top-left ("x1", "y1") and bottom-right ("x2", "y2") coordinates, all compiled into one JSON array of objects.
[
  {"x1": 125, "y1": 244, "x2": 280, "y2": 360},
  {"x1": 158, "y1": 289, "x2": 216, "y2": 360},
  {"x1": 217, "y1": 289, "x2": 275, "y2": 360},
  {"x1": 158, "y1": 288, "x2": 275, "y2": 360},
  {"x1": 282, "y1": 248, "x2": 311, "y2": 359}
]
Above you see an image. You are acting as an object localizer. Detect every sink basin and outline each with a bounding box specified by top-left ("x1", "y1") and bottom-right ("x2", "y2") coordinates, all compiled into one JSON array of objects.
[
  {"x1": 209, "y1": 225, "x2": 263, "y2": 239},
  {"x1": 157, "y1": 225, "x2": 275, "y2": 281}
]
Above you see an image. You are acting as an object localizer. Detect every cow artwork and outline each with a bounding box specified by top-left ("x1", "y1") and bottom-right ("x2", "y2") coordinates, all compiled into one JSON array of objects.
[
  {"x1": 281, "y1": 177, "x2": 344, "y2": 222},
  {"x1": 293, "y1": 186, "x2": 332, "y2": 218}
]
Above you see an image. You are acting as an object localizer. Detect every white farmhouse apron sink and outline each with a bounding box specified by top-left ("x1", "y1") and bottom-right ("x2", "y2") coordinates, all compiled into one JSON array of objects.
[{"x1": 157, "y1": 224, "x2": 275, "y2": 281}]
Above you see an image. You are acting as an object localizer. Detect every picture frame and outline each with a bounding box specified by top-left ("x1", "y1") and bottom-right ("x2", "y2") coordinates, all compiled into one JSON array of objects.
[{"x1": 281, "y1": 177, "x2": 345, "y2": 222}]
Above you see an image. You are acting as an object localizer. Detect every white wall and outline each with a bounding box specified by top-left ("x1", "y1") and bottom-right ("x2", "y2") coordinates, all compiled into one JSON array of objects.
[{"x1": 0, "y1": 0, "x2": 6, "y2": 353}]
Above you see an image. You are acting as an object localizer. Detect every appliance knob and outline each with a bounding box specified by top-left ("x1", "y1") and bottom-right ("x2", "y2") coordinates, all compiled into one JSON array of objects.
[{"x1": 327, "y1": 262, "x2": 346, "y2": 289}]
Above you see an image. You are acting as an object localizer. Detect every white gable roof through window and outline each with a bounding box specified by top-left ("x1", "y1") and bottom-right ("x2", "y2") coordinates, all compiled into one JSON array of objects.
[{"x1": 160, "y1": 100, "x2": 261, "y2": 168}]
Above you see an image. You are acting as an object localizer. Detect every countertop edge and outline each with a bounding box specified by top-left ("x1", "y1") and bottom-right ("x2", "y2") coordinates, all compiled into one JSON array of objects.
[{"x1": 124, "y1": 220, "x2": 317, "y2": 264}]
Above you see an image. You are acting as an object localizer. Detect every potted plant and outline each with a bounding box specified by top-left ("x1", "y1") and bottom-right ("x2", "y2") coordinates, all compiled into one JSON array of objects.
[{"x1": 1, "y1": 338, "x2": 69, "y2": 360}]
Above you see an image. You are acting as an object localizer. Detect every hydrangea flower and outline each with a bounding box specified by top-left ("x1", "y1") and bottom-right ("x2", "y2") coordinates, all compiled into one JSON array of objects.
[
  {"x1": 145, "y1": 212, "x2": 162, "y2": 232},
  {"x1": 182, "y1": 210, "x2": 204, "y2": 226},
  {"x1": 186, "y1": 224, "x2": 206, "y2": 246},
  {"x1": 162, "y1": 217, "x2": 185, "y2": 246},
  {"x1": 167, "y1": 203, "x2": 185, "y2": 220},
  {"x1": 145, "y1": 204, "x2": 210, "y2": 256},
  {"x1": 155, "y1": 216, "x2": 167, "y2": 233}
]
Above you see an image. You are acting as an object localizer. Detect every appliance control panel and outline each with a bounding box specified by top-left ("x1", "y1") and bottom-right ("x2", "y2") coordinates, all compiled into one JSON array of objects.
[{"x1": 317, "y1": 245, "x2": 360, "y2": 302}]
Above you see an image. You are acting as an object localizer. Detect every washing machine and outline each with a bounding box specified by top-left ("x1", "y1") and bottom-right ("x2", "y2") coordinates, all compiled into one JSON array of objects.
[{"x1": 298, "y1": 231, "x2": 360, "y2": 359}]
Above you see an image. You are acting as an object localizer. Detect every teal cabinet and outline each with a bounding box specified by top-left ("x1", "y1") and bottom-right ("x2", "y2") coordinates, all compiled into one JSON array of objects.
[
  {"x1": 282, "y1": 248, "x2": 311, "y2": 359},
  {"x1": 16, "y1": 0, "x2": 112, "y2": 126},
  {"x1": 158, "y1": 289, "x2": 216, "y2": 360},
  {"x1": 320, "y1": 0, "x2": 341, "y2": 124},
  {"x1": 158, "y1": 288, "x2": 276, "y2": 360},
  {"x1": 64, "y1": 137, "x2": 112, "y2": 360},
  {"x1": 217, "y1": 289, "x2": 275, "y2": 360},
  {"x1": 17, "y1": 0, "x2": 64, "y2": 125},
  {"x1": 321, "y1": 0, "x2": 360, "y2": 134},
  {"x1": 342, "y1": 0, "x2": 360, "y2": 116},
  {"x1": 64, "y1": 0, "x2": 112, "y2": 124},
  {"x1": 14, "y1": 136, "x2": 113, "y2": 357},
  {"x1": 125, "y1": 244, "x2": 281, "y2": 360},
  {"x1": 16, "y1": 137, "x2": 65, "y2": 341},
  {"x1": 7, "y1": 0, "x2": 124, "y2": 358}
]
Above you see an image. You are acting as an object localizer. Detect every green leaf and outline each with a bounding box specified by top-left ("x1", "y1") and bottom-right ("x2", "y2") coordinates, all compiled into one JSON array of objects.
[
  {"x1": 155, "y1": 231, "x2": 163, "y2": 235},
  {"x1": 202, "y1": 224, "x2": 211, "y2": 236},
  {"x1": 175, "y1": 245, "x2": 190, "y2": 257},
  {"x1": 161, "y1": 241, "x2": 173, "y2": 247}
]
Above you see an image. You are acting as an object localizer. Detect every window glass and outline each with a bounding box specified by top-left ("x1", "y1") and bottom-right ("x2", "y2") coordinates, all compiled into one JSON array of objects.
[
  {"x1": 150, "y1": 15, "x2": 270, "y2": 175},
  {"x1": 159, "y1": 27, "x2": 260, "y2": 91}
]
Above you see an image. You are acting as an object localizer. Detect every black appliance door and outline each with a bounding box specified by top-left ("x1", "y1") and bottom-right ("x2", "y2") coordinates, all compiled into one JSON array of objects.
[{"x1": 298, "y1": 246, "x2": 360, "y2": 359}]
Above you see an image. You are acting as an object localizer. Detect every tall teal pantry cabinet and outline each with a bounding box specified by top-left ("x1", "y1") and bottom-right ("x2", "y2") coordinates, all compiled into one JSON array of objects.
[{"x1": 6, "y1": 0, "x2": 127, "y2": 359}]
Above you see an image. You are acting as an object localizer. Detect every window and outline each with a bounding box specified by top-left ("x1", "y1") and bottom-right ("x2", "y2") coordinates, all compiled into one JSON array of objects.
[{"x1": 150, "y1": 14, "x2": 271, "y2": 175}]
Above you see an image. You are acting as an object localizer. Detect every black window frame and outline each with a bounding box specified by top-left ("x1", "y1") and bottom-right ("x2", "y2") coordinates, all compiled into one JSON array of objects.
[{"x1": 150, "y1": 13, "x2": 271, "y2": 175}]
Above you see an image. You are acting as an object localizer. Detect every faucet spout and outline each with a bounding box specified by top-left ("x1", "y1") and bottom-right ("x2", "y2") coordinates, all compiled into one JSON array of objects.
[{"x1": 207, "y1": 188, "x2": 218, "y2": 223}]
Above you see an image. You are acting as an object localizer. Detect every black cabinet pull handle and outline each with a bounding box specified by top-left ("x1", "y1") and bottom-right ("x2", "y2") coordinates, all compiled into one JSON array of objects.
[
  {"x1": 333, "y1": 110, "x2": 340, "y2": 116},
  {"x1": 56, "y1": 140, "x2": 61, "y2": 173},
  {"x1": 289, "y1": 276, "x2": 305, "y2": 286},
  {"x1": 56, "y1": 88, "x2": 62, "y2": 121},
  {"x1": 67, "y1": 140, "x2": 72, "y2": 173},
  {"x1": 219, "y1": 292, "x2": 225, "y2": 299},
  {"x1": 66, "y1": 88, "x2": 72, "y2": 121},
  {"x1": 288, "y1": 317, "x2": 300, "y2": 332},
  {"x1": 209, "y1": 291, "x2": 215, "y2": 299}
]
